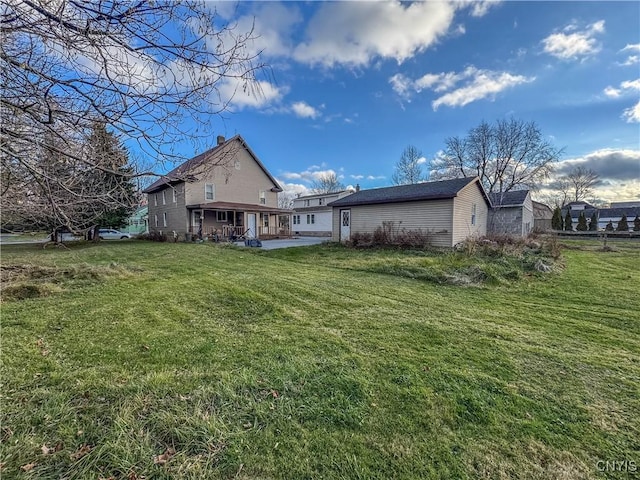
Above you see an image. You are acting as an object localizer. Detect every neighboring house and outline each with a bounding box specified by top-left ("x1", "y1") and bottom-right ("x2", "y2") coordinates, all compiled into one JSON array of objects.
[
  {"x1": 561, "y1": 201, "x2": 598, "y2": 225},
  {"x1": 488, "y1": 190, "x2": 533, "y2": 236},
  {"x1": 143, "y1": 135, "x2": 287, "y2": 239},
  {"x1": 292, "y1": 189, "x2": 355, "y2": 236},
  {"x1": 328, "y1": 177, "x2": 490, "y2": 248},
  {"x1": 126, "y1": 205, "x2": 148, "y2": 236},
  {"x1": 533, "y1": 201, "x2": 553, "y2": 232},
  {"x1": 597, "y1": 206, "x2": 640, "y2": 230}
]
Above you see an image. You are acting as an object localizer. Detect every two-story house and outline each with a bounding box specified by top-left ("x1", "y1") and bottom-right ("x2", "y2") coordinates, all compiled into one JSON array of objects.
[
  {"x1": 292, "y1": 189, "x2": 355, "y2": 236},
  {"x1": 143, "y1": 135, "x2": 287, "y2": 240}
]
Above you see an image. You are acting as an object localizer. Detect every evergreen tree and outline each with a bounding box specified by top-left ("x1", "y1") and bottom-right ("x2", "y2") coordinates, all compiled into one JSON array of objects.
[
  {"x1": 605, "y1": 220, "x2": 614, "y2": 231},
  {"x1": 576, "y1": 211, "x2": 588, "y2": 231},
  {"x1": 87, "y1": 123, "x2": 137, "y2": 229},
  {"x1": 564, "y1": 211, "x2": 573, "y2": 231},
  {"x1": 551, "y1": 206, "x2": 563, "y2": 230},
  {"x1": 589, "y1": 212, "x2": 598, "y2": 231},
  {"x1": 634, "y1": 215, "x2": 640, "y2": 232},
  {"x1": 616, "y1": 214, "x2": 629, "y2": 231}
]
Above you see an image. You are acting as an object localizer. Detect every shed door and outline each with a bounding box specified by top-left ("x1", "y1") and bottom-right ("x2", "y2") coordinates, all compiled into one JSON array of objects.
[{"x1": 340, "y1": 209, "x2": 351, "y2": 242}]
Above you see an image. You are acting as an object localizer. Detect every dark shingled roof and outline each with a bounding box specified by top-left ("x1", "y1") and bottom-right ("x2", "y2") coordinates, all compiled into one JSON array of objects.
[
  {"x1": 488, "y1": 190, "x2": 530, "y2": 207},
  {"x1": 328, "y1": 177, "x2": 484, "y2": 207},
  {"x1": 142, "y1": 135, "x2": 281, "y2": 194},
  {"x1": 598, "y1": 207, "x2": 640, "y2": 219}
]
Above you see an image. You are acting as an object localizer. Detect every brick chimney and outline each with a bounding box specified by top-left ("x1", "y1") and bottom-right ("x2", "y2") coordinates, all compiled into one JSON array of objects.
[
  {"x1": 355, "y1": 184, "x2": 360, "y2": 192},
  {"x1": 216, "y1": 135, "x2": 225, "y2": 145}
]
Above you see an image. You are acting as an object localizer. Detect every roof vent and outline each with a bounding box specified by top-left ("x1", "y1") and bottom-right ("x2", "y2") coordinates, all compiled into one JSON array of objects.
[{"x1": 217, "y1": 135, "x2": 225, "y2": 145}]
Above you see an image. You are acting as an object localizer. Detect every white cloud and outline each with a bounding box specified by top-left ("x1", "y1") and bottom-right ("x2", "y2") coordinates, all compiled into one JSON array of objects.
[
  {"x1": 603, "y1": 78, "x2": 640, "y2": 122},
  {"x1": 621, "y1": 79, "x2": 640, "y2": 91},
  {"x1": 350, "y1": 175, "x2": 364, "y2": 180},
  {"x1": 539, "y1": 148, "x2": 640, "y2": 203},
  {"x1": 619, "y1": 55, "x2": 639, "y2": 66},
  {"x1": 281, "y1": 168, "x2": 340, "y2": 183},
  {"x1": 432, "y1": 70, "x2": 533, "y2": 109},
  {"x1": 604, "y1": 86, "x2": 621, "y2": 98},
  {"x1": 542, "y1": 20, "x2": 605, "y2": 60},
  {"x1": 366, "y1": 175, "x2": 386, "y2": 180},
  {"x1": 623, "y1": 100, "x2": 640, "y2": 123},
  {"x1": 293, "y1": 1, "x2": 459, "y2": 67},
  {"x1": 291, "y1": 101, "x2": 321, "y2": 119},
  {"x1": 390, "y1": 66, "x2": 533, "y2": 110},
  {"x1": 217, "y1": 79, "x2": 285, "y2": 110},
  {"x1": 621, "y1": 43, "x2": 640, "y2": 52}
]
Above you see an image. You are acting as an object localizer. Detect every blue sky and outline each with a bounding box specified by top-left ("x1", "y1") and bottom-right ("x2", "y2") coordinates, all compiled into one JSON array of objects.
[{"x1": 159, "y1": 1, "x2": 640, "y2": 203}]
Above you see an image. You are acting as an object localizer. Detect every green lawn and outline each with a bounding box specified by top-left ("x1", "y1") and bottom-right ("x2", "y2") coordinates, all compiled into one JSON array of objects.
[{"x1": 1, "y1": 240, "x2": 639, "y2": 479}]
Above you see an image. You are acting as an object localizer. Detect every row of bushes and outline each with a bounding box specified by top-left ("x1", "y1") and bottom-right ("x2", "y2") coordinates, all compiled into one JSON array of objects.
[{"x1": 349, "y1": 222, "x2": 435, "y2": 249}]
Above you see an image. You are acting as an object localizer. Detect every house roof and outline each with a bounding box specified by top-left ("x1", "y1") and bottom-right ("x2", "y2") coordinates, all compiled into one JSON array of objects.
[
  {"x1": 142, "y1": 135, "x2": 282, "y2": 194},
  {"x1": 295, "y1": 189, "x2": 354, "y2": 200},
  {"x1": 489, "y1": 190, "x2": 530, "y2": 207},
  {"x1": 328, "y1": 177, "x2": 486, "y2": 207},
  {"x1": 598, "y1": 207, "x2": 640, "y2": 219},
  {"x1": 532, "y1": 201, "x2": 552, "y2": 212},
  {"x1": 186, "y1": 201, "x2": 291, "y2": 214},
  {"x1": 566, "y1": 201, "x2": 596, "y2": 209}
]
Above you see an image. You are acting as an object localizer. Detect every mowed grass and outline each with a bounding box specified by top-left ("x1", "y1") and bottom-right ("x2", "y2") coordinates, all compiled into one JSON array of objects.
[{"x1": 1, "y1": 239, "x2": 638, "y2": 479}]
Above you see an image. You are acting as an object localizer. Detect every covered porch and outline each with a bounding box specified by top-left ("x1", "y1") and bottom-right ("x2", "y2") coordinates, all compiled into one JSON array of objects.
[{"x1": 187, "y1": 201, "x2": 291, "y2": 240}]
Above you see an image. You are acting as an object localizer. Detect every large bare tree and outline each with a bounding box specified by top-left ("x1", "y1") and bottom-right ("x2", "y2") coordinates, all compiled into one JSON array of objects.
[
  {"x1": 432, "y1": 118, "x2": 563, "y2": 194},
  {"x1": 392, "y1": 145, "x2": 426, "y2": 185},
  {"x1": 565, "y1": 166, "x2": 599, "y2": 202},
  {"x1": 1, "y1": 0, "x2": 266, "y2": 236},
  {"x1": 311, "y1": 172, "x2": 345, "y2": 194}
]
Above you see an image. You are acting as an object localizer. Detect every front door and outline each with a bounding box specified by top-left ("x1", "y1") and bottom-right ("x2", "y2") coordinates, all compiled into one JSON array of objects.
[
  {"x1": 340, "y1": 209, "x2": 351, "y2": 242},
  {"x1": 192, "y1": 210, "x2": 202, "y2": 237},
  {"x1": 247, "y1": 213, "x2": 257, "y2": 238}
]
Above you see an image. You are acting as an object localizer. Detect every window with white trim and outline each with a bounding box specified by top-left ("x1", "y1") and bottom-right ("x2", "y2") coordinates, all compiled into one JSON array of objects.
[
  {"x1": 259, "y1": 190, "x2": 266, "y2": 205},
  {"x1": 216, "y1": 211, "x2": 227, "y2": 222},
  {"x1": 263, "y1": 214, "x2": 269, "y2": 227},
  {"x1": 471, "y1": 204, "x2": 477, "y2": 226},
  {"x1": 154, "y1": 194, "x2": 158, "y2": 206},
  {"x1": 304, "y1": 199, "x2": 310, "y2": 206},
  {"x1": 163, "y1": 212, "x2": 167, "y2": 227},
  {"x1": 162, "y1": 190, "x2": 166, "y2": 205},
  {"x1": 154, "y1": 214, "x2": 158, "y2": 227},
  {"x1": 307, "y1": 214, "x2": 315, "y2": 225},
  {"x1": 172, "y1": 188, "x2": 177, "y2": 203},
  {"x1": 205, "y1": 183, "x2": 215, "y2": 201},
  {"x1": 318, "y1": 198, "x2": 325, "y2": 205}
]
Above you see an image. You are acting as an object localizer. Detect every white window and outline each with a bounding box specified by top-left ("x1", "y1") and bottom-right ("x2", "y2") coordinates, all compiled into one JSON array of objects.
[
  {"x1": 162, "y1": 190, "x2": 166, "y2": 205},
  {"x1": 172, "y1": 188, "x2": 177, "y2": 203},
  {"x1": 293, "y1": 215, "x2": 300, "y2": 225},
  {"x1": 163, "y1": 212, "x2": 167, "y2": 227},
  {"x1": 311, "y1": 214, "x2": 315, "y2": 224},
  {"x1": 259, "y1": 190, "x2": 266, "y2": 205},
  {"x1": 263, "y1": 214, "x2": 269, "y2": 228},
  {"x1": 216, "y1": 211, "x2": 227, "y2": 222},
  {"x1": 154, "y1": 214, "x2": 158, "y2": 227},
  {"x1": 307, "y1": 214, "x2": 315, "y2": 225},
  {"x1": 304, "y1": 199, "x2": 310, "y2": 206},
  {"x1": 205, "y1": 183, "x2": 215, "y2": 201},
  {"x1": 154, "y1": 194, "x2": 158, "y2": 206},
  {"x1": 471, "y1": 204, "x2": 477, "y2": 226},
  {"x1": 319, "y1": 198, "x2": 325, "y2": 206}
]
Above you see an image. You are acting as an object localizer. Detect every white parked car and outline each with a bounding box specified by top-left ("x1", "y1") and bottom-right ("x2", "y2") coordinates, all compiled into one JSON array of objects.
[{"x1": 99, "y1": 229, "x2": 131, "y2": 240}]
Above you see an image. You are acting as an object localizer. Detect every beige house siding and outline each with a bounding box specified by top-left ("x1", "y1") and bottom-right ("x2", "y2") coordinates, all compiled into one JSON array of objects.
[
  {"x1": 148, "y1": 183, "x2": 188, "y2": 235},
  {"x1": 452, "y1": 181, "x2": 488, "y2": 244},
  {"x1": 332, "y1": 199, "x2": 455, "y2": 247},
  {"x1": 185, "y1": 140, "x2": 278, "y2": 208}
]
